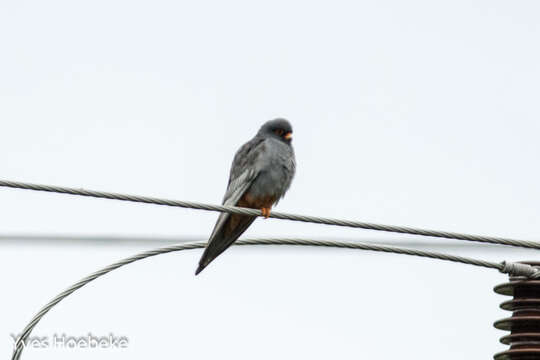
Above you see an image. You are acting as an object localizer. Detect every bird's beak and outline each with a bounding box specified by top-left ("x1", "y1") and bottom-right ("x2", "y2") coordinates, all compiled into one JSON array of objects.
[{"x1": 284, "y1": 132, "x2": 292, "y2": 140}]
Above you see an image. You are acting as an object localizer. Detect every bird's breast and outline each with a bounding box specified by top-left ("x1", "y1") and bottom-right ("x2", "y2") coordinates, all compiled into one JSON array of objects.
[{"x1": 248, "y1": 139, "x2": 295, "y2": 201}]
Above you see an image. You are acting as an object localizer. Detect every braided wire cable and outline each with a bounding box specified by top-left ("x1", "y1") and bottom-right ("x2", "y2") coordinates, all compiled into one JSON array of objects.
[
  {"x1": 1, "y1": 179, "x2": 540, "y2": 250},
  {"x1": 10, "y1": 238, "x2": 540, "y2": 360}
]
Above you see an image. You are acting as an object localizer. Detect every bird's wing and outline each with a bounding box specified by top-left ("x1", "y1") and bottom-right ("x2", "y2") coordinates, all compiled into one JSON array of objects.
[
  {"x1": 195, "y1": 137, "x2": 265, "y2": 273},
  {"x1": 210, "y1": 136, "x2": 264, "y2": 235},
  {"x1": 223, "y1": 136, "x2": 265, "y2": 200},
  {"x1": 207, "y1": 166, "x2": 257, "y2": 241}
]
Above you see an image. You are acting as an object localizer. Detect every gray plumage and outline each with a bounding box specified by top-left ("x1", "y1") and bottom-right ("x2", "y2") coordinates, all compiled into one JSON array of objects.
[{"x1": 195, "y1": 118, "x2": 296, "y2": 275}]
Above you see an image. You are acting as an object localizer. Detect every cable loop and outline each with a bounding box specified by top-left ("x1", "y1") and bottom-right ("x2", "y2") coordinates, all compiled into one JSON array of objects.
[{"x1": 10, "y1": 238, "x2": 539, "y2": 360}]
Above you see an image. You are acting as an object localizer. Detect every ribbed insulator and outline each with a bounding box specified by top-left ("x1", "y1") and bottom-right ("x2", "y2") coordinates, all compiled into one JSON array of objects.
[{"x1": 494, "y1": 261, "x2": 540, "y2": 360}]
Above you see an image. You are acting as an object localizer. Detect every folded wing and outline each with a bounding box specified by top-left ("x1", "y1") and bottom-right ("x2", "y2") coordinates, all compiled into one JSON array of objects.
[{"x1": 195, "y1": 137, "x2": 265, "y2": 274}]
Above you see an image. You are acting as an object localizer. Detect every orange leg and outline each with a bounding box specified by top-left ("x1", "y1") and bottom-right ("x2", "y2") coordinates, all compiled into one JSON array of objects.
[{"x1": 261, "y1": 207, "x2": 272, "y2": 218}]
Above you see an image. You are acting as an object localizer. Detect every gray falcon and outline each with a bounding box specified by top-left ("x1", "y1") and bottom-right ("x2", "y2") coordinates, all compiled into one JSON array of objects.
[{"x1": 195, "y1": 118, "x2": 296, "y2": 275}]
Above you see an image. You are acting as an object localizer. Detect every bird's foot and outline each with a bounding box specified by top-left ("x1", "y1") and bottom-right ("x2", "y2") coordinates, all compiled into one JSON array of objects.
[{"x1": 261, "y1": 207, "x2": 271, "y2": 218}]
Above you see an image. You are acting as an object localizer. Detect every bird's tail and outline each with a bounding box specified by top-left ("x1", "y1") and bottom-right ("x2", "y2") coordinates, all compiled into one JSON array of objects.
[
  {"x1": 195, "y1": 263, "x2": 207, "y2": 276},
  {"x1": 195, "y1": 213, "x2": 256, "y2": 275}
]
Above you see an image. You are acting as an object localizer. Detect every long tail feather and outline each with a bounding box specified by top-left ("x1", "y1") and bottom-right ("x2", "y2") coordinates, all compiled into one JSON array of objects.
[{"x1": 195, "y1": 213, "x2": 256, "y2": 275}]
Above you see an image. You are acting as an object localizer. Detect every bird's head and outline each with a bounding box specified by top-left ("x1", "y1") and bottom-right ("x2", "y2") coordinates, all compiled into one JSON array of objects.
[{"x1": 258, "y1": 118, "x2": 293, "y2": 144}]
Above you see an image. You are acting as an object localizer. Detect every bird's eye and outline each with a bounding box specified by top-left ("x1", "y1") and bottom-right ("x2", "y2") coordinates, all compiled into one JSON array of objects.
[{"x1": 274, "y1": 129, "x2": 284, "y2": 137}]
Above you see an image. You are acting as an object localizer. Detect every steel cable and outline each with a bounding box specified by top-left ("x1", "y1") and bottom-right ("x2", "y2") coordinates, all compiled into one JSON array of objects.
[
  {"x1": 10, "y1": 237, "x2": 540, "y2": 360},
  {"x1": 1, "y1": 179, "x2": 539, "y2": 250}
]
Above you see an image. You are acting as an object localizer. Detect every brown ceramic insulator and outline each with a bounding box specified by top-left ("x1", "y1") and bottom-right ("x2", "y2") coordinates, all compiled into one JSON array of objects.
[{"x1": 493, "y1": 261, "x2": 540, "y2": 360}]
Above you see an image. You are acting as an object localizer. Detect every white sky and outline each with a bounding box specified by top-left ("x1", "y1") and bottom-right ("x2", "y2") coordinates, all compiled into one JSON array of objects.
[{"x1": 1, "y1": 0, "x2": 540, "y2": 359}]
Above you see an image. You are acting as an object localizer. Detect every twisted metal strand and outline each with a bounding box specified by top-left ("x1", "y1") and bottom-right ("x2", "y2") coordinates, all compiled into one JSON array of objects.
[
  {"x1": 11, "y1": 238, "x2": 540, "y2": 360},
  {"x1": 1, "y1": 179, "x2": 539, "y2": 250}
]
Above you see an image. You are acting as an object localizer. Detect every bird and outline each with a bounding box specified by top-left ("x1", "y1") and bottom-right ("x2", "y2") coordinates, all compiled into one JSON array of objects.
[{"x1": 195, "y1": 118, "x2": 296, "y2": 275}]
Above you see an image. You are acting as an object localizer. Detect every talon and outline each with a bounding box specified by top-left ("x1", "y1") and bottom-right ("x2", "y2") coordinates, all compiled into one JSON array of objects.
[{"x1": 261, "y1": 207, "x2": 271, "y2": 218}]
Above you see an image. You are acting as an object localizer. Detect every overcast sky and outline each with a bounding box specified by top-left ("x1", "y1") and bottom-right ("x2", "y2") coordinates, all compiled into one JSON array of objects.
[{"x1": 2, "y1": 1, "x2": 540, "y2": 359}]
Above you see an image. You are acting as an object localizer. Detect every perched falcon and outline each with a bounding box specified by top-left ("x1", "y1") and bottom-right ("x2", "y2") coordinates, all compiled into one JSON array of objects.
[{"x1": 195, "y1": 118, "x2": 296, "y2": 275}]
